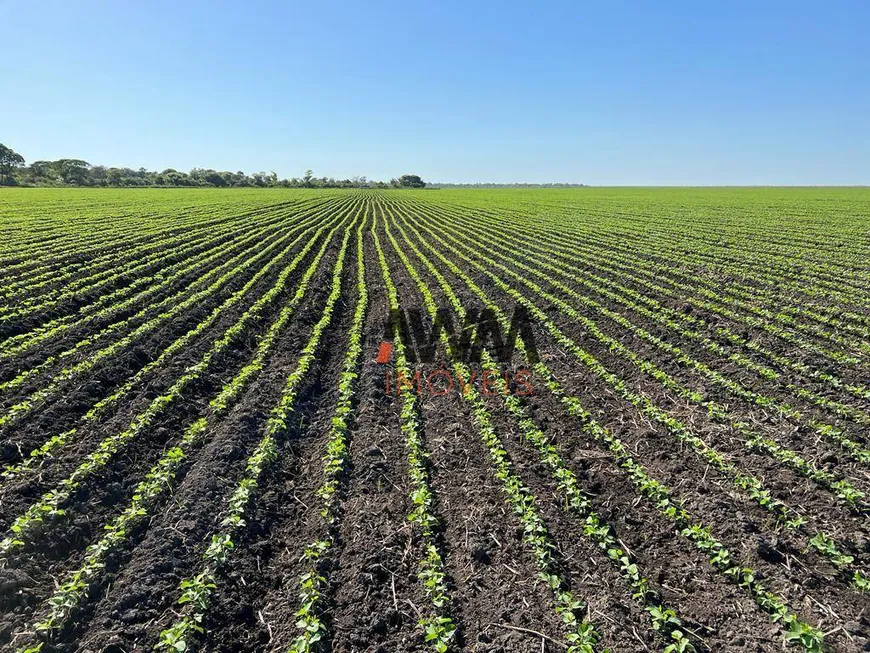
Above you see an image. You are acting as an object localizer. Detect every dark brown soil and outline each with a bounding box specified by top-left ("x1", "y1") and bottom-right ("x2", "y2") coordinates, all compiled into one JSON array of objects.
[{"x1": 2, "y1": 192, "x2": 868, "y2": 653}]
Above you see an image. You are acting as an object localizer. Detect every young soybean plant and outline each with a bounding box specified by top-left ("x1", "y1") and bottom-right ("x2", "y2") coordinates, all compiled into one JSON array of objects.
[
  {"x1": 289, "y1": 214, "x2": 370, "y2": 652},
  {"x1": 11, "y1": 210, "x2": 357, "y2": 653},
  {"x1": 381, "y1": 218, "x2": 602, "y2": 652},
  {"x1": 372, "y1": 225, "x2": 456, "y2": 653},
  {"x1": 389, "y1": 213, "x2": 696, "y2": 653},
  {"x1": 397, "y1": 206, "x2": 825, "y2": 653},
  {"x1": 0, "y1": 214, "x2": 348, "y2": 560},
  {"x1": 405, "y1": 205, "x2": 869, "y2": 589},
  {"x1": 156, "y1": 218, "x2": 356, "y2": 653}
]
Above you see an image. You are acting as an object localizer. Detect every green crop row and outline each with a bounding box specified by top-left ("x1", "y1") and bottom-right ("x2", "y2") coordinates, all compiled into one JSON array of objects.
[
  {"x1": 0, "y1": 204, "x2": 354, "y2": 558},
  {"x1": 155, "y1": 207, "x2": 358, "y2": 653}
]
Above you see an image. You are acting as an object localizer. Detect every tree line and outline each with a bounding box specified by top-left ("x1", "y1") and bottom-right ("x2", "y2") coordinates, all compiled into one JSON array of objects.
[{"x1": 0, "y1": 143, "x2": 427, "y2": 189}]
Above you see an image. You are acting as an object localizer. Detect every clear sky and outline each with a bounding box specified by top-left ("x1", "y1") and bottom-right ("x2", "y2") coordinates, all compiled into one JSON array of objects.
[{"x1": 1, "y1": 0, "x2": 868, "y2": 184}]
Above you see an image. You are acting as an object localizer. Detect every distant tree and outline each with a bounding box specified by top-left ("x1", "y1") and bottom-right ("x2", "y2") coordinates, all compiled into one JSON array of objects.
[
  {"x1": 176, "y1": 171, "x2": 195, "y2": 186},
  {"x1": 56, "y1": 159, "x2": 91, "y2": 185},
  {"x1": 21, "y1": 160, "x2": 57, "y2": 185},
  {"x1": 106, "y1": 167, "x2": 126, "y2": 186},
  {"x1": 203, "y1": 170, "x2": 227, "y2": 187},
  {"x1": 89, "y1": 165, "x2": 108, "y2": 186},
  {"x1": 398, "y1": 174, "x2": 426, "y2": 188},
  {"x1": 0, "y1": 143, "x2": 25, "y2": 185},
  {"x1": 1, "y1": 145, "x2": 395, "y2": 188},
  {"x1": 232, "y1": 170, "x2": 252, "y2": 187},
  {"x1": 29, "y1": 160, "x2": 54, "y2": 178}
]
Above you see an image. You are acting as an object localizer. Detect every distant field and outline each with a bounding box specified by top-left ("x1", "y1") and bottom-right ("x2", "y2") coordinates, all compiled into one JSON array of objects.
[{"x1": 1, "y1": 187, "x2": 869, "y2": 653}]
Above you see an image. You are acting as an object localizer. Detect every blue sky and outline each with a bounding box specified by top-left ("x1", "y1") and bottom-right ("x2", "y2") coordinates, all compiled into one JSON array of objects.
[{"x1": 1, "y1": 0, "x2": 868, "y2": 184}]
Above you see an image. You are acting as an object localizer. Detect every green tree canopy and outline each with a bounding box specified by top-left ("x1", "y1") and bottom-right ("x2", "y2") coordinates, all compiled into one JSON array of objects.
[
  {"x1": 0, "y1": 143, "x2": 25, "y2": 185},
  {"x1": 56, "y1": 159, "x2": 91, "y2": 185},
  {"x1": 397, "y1": 174, "x2": 426, "y2": 188},
  {"x1": 0, "y1": 141, "x2": 435, "y2": 189}
]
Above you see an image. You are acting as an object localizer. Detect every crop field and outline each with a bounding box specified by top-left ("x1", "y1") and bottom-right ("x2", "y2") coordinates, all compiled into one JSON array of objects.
[{"x1": 1, "y1": 187, "x2": 870, "y2": 653}]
